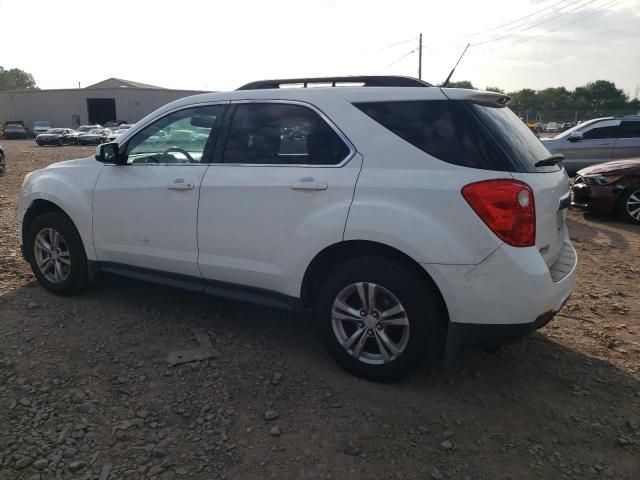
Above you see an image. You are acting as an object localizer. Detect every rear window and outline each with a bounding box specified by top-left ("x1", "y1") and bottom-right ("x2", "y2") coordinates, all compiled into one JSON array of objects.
[{"x1": 354, "y1": 100, "x2": 558, "y2": 172}]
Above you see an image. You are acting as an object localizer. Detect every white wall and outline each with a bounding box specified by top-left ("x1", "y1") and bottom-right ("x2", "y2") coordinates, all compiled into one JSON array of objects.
[{"x1": 0, "y1": 87, "x2": 207, "y2": 130}]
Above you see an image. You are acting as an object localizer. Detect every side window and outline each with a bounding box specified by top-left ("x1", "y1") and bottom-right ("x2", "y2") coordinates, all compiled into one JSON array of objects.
[
  {"x1": 619, "y1": 121, "x2": 640, "y2": 138},
  {"x1": 582, "y1": 124, "x2": 621, "y2": 140},
  {"x1": 221, "y1": 103, "x2": 350, "y2": 165},
  {"x1": 125, "y1": 105, "x2": 224, "y2": 164}
]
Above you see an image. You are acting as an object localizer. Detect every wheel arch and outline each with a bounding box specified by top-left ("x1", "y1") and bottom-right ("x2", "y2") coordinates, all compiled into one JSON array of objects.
[
  {"x1": 22, "y1": 199, "x2": 77, "y2": 261},
  {"x1": 301, "y1": 240, "x2": 450, "y2": 332}
]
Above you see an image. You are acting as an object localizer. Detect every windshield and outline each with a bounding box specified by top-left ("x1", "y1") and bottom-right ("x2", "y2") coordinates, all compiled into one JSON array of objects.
[
  {"x1": 87, "y1": 129, "x2": 103, "y2": 134},
  {"x1": 47, "y1": 129, "x2": 65, "y2": 134},
  {"x1": 34, "y1": 121, "x2": 50, "y2": 127},
  {"x1": 469, "y1": 103, "x2": 560, "y2": 172}
]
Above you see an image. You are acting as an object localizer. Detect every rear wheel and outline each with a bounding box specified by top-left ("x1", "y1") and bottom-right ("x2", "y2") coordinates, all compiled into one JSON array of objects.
[
  {"x1": 315, "y1": 257, "x2": 441, "y2": 382},
  {"x1": 26, "y1": 212, "x2": 89, "y2": 295},
  {"x1": 57, "y1": 138, "x2": 63, "y2": 147},
  {"x1": 619, "y1": 187, "x2": 640, "y2": 224}
]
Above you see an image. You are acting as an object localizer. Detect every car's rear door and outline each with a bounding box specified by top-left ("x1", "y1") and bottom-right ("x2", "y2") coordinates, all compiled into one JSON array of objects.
[
  {"x1": 197, "y1": 100, "x2": 361, "y2": 297},
  {"x1": 92, "y1": 104, "x2": 226, "y2": 277},
  {"x1": 612, "y1": 121, "x2": 640, "y2": 160}
]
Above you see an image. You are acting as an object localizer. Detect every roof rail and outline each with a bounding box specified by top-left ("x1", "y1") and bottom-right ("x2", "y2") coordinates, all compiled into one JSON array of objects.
[{"x1": 236, "y1": 75, "x2": 432, "y2": 91}]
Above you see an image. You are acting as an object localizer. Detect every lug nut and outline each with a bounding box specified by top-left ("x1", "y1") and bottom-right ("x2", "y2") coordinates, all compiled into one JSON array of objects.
[
  {"x1": 358, "y1": 322, "x2": 364, "y2": 328},
  {"x1": 376, "y1": 324, "x2": 383, "y2": 330},
  {"x1": 372, "y1": 311, "x2": 379, "y2": 319},
  {"x1": 360, "y1": 310, "x2": 366, "y2": 317},
  {"x1": 367, "y1": 330, "x2": 374, "y2": 337}
]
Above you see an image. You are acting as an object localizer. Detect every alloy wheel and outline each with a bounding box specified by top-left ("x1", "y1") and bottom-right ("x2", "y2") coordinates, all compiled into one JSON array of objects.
[
  {"x1": 33, "y1": 228, "x2": 71, "y2": 284},
  {"x1": 331, "y1": 282, "x2": 410, "y2": 365},
  {"x1": 626, "y1": 190, "x2": 640, "y2": 221}
]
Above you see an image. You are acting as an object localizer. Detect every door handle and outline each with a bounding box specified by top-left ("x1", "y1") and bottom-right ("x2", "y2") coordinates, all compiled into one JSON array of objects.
[
  {"x1": 168, "y1": 182, "x2": 195, "y2": 190},
  {"x1": 291, "y1": 181, "x2": 328, "y2": 191}
]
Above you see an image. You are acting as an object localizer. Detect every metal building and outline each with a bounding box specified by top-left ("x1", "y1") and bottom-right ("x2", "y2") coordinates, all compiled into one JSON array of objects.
[{"x1": 0, "y1": 78, "x2": 208, "y2": 130}]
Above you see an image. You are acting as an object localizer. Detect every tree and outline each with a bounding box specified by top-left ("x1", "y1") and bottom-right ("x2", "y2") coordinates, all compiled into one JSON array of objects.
[
  {"x1": 484, "y1": 86, "x2": 505, "y2": 93},
  {"x1": 573, "y1": 80, "x2": 628, "y2": 111},
  {"x1": 447, "y1": 80, "x2": 475, "y2": 89},
  {"x1": 0, "y1": 67, "x2": 38, "y2": 90}
]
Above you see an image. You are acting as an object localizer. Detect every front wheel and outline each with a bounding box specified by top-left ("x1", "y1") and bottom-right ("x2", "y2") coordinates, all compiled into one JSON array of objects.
[
  {"x1": 315, "y1": 257, "x2": 442, "y2": 382},
  {"x1": 619, "y1": 187, "x2": 640, "y2": 224},
  {"x1": 26, "y1": 212, "x2": 89, "y2": 295},
  {"x1": 57, "y1": 138, "x2": 63, "y2": 147}
]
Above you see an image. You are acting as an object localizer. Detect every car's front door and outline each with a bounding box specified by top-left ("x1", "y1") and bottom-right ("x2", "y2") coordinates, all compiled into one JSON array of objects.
[
  {"x1": 92, "y1": 104, "x2": 226, "y2": 276},
  {"x1": 197, "y1": 101, "x2": 362, "y2": 297},
  {"x1": 560, "y1": 119, "x2": 620, "y2": 172},
  {"x1": 612, "y1": 121, "x2": 640, "y2": 160}
]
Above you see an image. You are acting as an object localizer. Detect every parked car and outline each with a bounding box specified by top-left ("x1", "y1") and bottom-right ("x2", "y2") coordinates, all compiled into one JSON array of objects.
[
  {"x1": 33, "y1": 121, "x2": 52, "y2": 137},
  {"x1": 571, "y1": 158, "x2": 640, "y2": 224},
  {"x1": 36, "y1": 128, "x2": 78, "y2": 146},
  {"x1": 17, "y1": 76, "x2": 577, "y2": 381},
  {"x1": 106, "y1": 124, "x2": 134, "y2": 142},
  {"x1": 542, "y1": 116, "x2": 640, "y2": 176},
  {"x1": 4, "y1": 123, "x2": 29, "y2": 139},
  {"x1": 78, "y1": 128, "x2": 111, "y2": 146},
  {"x1": 545, "y1": 122, "x2": 559, "y2": 133},
  {"x1": 0, "y1": 144, "x2": 5, "y2": 176},
  {"x1": 76, "y1": 125, "x2": 102, "y2": 134}
]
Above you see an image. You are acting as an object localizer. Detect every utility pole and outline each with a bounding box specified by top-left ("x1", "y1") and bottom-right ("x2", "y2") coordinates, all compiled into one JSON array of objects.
[{"x1": 418, "y1": 33, "x2": 423, "y2": 80}]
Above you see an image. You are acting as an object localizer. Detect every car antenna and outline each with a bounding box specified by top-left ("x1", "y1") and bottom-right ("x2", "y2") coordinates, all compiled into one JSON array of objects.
[{"x1": 440, "y1": 43, "x2": 471, "y2": 87}]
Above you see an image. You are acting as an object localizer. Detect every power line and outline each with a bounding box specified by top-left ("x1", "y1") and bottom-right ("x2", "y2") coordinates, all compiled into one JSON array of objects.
[
  {"x1": 514, "y1": 0, "x2": 619, "y2": 45},
  {"x1": 471, "y1": 0, "x2": 600, "y2": 47},
  {"x1": 386, "y1": 50, "x2": 416, "y2": 68},
  {"x1": 460, "y1": 0, "x2": 575, "y2": 38}
]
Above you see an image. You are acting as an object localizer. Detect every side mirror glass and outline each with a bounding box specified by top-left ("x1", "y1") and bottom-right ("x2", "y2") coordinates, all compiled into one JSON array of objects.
[
  {"x1": 95, "y1": 142, "x2": 123, "y2": 164},
  {"x1": 568, "y1": 131, "x2": 583, "y2": 141}
]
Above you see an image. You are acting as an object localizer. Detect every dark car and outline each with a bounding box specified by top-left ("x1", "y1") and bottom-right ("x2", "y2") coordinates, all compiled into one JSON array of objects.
[
  {"x1": 36, "y1": 128, "x2": 78, "y2": 146},
  {"x1": 0, "y1": 144, "x2": 5, "y2": 176},
  {"x1": 78, "y1": 128, "x2": 111, "y2": 145},
  {"x1": 571, "y1": 158, "x2": 640, "y2": 224},
  {"x1": 3, "y1": 124, "x2": 29, "y2": 139}
]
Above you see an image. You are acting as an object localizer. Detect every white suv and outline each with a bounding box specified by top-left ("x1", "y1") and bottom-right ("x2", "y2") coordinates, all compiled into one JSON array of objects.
[{"x1": 18, "y1": 76, "x2": 577, "y2": 381}]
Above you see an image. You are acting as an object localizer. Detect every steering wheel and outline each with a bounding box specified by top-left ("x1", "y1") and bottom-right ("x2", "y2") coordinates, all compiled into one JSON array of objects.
[{"x1": 161, "y1": 146, "x2": 195, "y2": 163}]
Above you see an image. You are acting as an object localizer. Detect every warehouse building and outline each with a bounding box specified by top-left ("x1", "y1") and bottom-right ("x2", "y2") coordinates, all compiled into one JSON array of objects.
[{"x1": 0, "y1": 78, "x2": 208, "y2": 130}]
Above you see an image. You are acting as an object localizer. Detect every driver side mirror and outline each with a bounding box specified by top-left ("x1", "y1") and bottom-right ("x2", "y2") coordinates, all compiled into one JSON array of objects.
[
  {"x1": 568, "y1": 131, "x2": 583, "y2": 142},
  {"x1": 95, "y1": 142, "x2": 125, "y2": 164}
]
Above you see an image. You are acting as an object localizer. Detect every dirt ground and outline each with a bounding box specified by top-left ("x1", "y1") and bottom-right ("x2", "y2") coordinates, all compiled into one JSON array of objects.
[{"x1": 0, "y1": 140, "x2": 638, "y2": 480}]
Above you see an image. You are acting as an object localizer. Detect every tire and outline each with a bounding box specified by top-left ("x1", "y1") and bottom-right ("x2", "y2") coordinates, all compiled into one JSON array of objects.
[
  {"x1": 26, "y1": 211, "x2": 89, "y2": 295},
  {"x1": 314, "y1": 257, "x2": 442, "y2": 382},
  {"x1": 0, "y1": 153, "x2": 5, "y2": 177},
  {"x1": 618, "y1": 187, "x2": 640, "y2": 224},
  {"x1": 57, "y1": 138, "x2": 63, "y2": 147}
]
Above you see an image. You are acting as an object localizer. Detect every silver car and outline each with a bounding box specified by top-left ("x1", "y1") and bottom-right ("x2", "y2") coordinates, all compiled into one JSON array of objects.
[{"x1": 541, "y1": 116, "x2": 640, "y2": 175}]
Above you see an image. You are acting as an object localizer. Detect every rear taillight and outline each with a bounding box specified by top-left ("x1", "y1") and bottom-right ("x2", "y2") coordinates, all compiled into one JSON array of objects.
[{"x1": 461, "y1": 179, "x2": 535, "y2": 247}]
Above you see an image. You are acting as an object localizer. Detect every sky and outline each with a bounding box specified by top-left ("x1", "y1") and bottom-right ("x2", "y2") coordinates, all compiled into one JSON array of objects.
[{"x1": 1, "y1": 0, "x2": 639, "y2": 97}]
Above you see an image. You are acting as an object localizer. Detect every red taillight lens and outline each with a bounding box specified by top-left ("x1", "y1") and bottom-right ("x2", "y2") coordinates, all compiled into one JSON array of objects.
[{"x1": 461, "y1": 179, "x2": 536, "y2": 247}]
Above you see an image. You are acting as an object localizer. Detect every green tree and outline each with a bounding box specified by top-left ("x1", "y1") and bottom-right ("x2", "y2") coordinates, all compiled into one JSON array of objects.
[
  {"x1": 484, "y1": 85, "x2": 505, "y2": 93},
  {"x1": 573, "y1": 80, "x2": 628, "y2": 111},
  {"x1": 447, "y1": 80, "x2": 475, "y2": 89},
  {"x1": 508, "y1": 88, "x2": 539, "y2": 113},
  {"x1": 0, "y1": 67, "x2": 37, "y2": 90}
]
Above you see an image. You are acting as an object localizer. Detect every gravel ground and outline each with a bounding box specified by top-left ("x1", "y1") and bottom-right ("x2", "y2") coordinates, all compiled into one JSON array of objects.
[{"x1": 1, "y1": 140, "x2": 639, "y2": 480}]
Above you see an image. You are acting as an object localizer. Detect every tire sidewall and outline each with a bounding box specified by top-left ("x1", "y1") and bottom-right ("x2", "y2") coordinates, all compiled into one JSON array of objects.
[
  {"x1": 27, "y1": 212, "x2": 88, "y2": 295},
  {"x1": 315, "y1": 257, "x2": 439, "y2": 382}
]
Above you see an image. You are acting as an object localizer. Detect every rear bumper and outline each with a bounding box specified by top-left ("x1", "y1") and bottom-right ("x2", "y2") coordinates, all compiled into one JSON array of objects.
[{"x1": 423, "y1": 233, "x2": 577, "y2": 357}]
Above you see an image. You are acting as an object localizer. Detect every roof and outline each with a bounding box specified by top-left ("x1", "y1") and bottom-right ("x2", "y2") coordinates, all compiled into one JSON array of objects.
[{"x1": 84, "y1": 78, "x2": 166, "y2": 89}]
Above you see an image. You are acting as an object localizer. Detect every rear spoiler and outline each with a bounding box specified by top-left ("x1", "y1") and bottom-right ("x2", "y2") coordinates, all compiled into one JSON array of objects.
[{"x1": 440, "y1": 88, "x2": 511, "y2": 107}]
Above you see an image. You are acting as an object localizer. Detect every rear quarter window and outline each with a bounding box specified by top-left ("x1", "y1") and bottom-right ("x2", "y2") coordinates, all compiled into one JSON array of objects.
[{"x1": 354, "y1": 100, "x2": 557, "y2": 173}]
